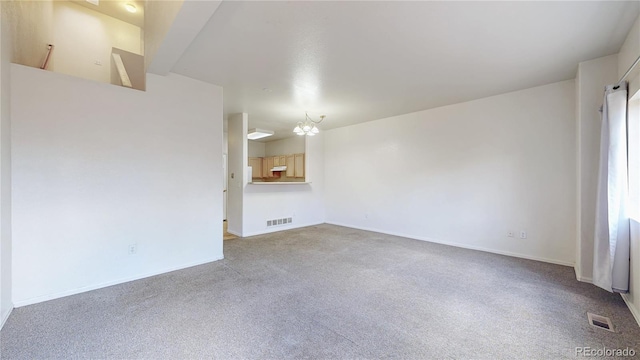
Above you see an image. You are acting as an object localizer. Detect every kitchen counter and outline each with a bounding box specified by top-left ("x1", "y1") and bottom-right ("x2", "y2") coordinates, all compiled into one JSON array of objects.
[{"x1": 248, "y1": 182, "x2": 311, "y2": 185}]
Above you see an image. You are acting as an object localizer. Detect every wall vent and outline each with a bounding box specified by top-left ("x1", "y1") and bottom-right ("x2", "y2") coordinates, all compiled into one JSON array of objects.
[
  {"x1": 587, "y1": 313, "x2": 614, "y2": 332},
  {"x1": 267, "y1": 217, "x2": 293, "y2": 227}
]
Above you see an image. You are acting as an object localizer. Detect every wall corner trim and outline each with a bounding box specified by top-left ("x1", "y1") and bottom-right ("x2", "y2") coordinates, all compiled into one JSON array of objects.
[
  {"x1": 325, "y1": 221, "x2": 575, "y2": 267},
  {"x1": 574, "y1": 267, "x2": 593, "y2": 283},
  {"x1": 226, "y1": 229, "x2": 242, "y2": 237},
  {"x1": 241, "y1": 222, "x2": 325, "y2": 238},
  {"x1": 621, "y1": 294, "x2": 640, "y2": 327},
  {"x1": 0, "y1": 305, "x2": 13, "y2": 330},
  {"x1": 12, "y1": 256, "x2": 223, "y2": 308}
]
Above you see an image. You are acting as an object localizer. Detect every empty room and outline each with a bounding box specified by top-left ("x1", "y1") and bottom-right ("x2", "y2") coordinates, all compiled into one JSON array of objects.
[{"x1": 1, "y1": 0, "x2": 640, "y2": 358}]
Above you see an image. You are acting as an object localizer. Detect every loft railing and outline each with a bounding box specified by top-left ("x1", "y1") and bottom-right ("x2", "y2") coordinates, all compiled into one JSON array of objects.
[
  {"x1": 40, "y1": 44, "x2": 54, "y2": 70},
  {"x1": 111, "y1": 53, "x2": 132, "y2": 88},
  {"x1": 110, "y1": 47, "x2": 145, "y2": 91}
]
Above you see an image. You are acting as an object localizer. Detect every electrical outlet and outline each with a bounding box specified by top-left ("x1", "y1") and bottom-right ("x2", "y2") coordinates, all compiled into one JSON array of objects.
[
  {"x1": 94, "y1": 60, "x2": 102, "y2": 66},
  {"x1": 507, "y1": 231, "x2": 514, "y2": 237},
  {"x1": 128, "y1": 243, "x2": 138, "y2": 255},
  {"x1": 519, "y1": 231, "x2": 527, "y2": 239}
]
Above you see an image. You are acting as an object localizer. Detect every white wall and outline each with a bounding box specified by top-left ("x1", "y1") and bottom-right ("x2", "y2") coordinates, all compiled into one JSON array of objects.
[
  {"x1": 620, "y1": 14, "x2": 640, "y2": 326},
  {"x1": 11, "y1": 65, "x2": 223, "y2": 306},
  {"x1": 227, "y1": 113, "x2": 248, "y2": 236},
  {"x1": 248, "y1": 140, "x2": 265, "y2": 158},
  {"x1": 3, "y1": 0, "x2": 53, "y2": 69},
  {"x1": 243, "y1": 134, "x2": 325, "y2": 237},
  {"x1": 575, "y1": 55, "x2": 619, "y2": 282},
  {"x1": 619, "y1": 15, "x2": 640, "y2": 96},
  {"x1": 0, "y1": 4, "x2": 13, "y2": 329},
  {"x1": 265, "y1": 136, "x2": 305, "y2": 156},
  {"x1": 230, "y1": 115, "x2": 324, "y2": 237},
  {"x1": 629, "y1": 93, "x2": 640, "y2": 327},
  {"x1": 144, "y1": 0, "x2": 184, "y2": 70},
  {"x1": 223, "y1": 128, "x2": 228, "y2": 221},
  {"x1": 325, "y1": 80, "x2": 577, "y2": 266},
  {"x1": 52, "y1": 1, "x2": 142, "y2": 84}
]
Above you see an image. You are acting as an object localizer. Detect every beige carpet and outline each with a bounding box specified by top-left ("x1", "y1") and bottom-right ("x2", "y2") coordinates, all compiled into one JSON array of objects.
[{"x1": 1, "y1": 224, "x2": 639, "y2": 359}]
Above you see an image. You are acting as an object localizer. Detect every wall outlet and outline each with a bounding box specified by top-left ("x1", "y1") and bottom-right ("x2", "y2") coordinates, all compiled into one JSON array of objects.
[
  {"x1": 507, "y1": 231, "x2": 514, "y2": 237},
  {"x1": 94, "y1": 60, "x2": 102, "y2": 66},
  {"x1": 519, "y1": 231, "x2": 527, "y2": 239},
  {"x1": 128, "y1": 243, "x2": 138, "y2": 255}
]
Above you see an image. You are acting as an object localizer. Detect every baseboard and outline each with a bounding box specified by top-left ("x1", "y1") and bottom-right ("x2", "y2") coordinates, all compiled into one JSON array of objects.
[
  {"x1": 621, "y1": 294, "x2": 640, "y2": 327},
  {"x1": 0, "y1": 305, "x2": 13, "y2": 329},
  {"x1": 227, "y1": 229, "x2": 242, "y2": 237},
  {"x1": 574, "y1": 266, "x2": 593, "y2": 283},
  {"x1": 242, "y1": 222, "x2": 325, "y2": 238},
  {"x1": 13, "y1": 255, "x2": 224, "y2": 308},
  {"x1": 325, "y1": 221, "x2": 575, "y2": 267}
]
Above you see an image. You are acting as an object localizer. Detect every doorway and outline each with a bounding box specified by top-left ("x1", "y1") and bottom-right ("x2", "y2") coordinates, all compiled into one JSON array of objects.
[{"x1": 223, "y1": 153, "x2": 238, "y2": 240}]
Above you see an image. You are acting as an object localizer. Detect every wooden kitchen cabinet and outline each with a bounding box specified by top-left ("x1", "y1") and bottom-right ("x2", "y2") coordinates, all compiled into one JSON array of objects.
[
  {"x1": 262, "y1": 158, "x2": 269, "y2": 178},
  {"x1": 286, "y1": 155, "x2": 295, "y2": 177},
  {"x1": 266, "y1": 157, "x2": 275, "y2": 177},
  {"x1": 248, "y1": 157, "x2": 262, "y2": 179},
  {"x1": 294, "y1": 153, "x2": 304, "y2": 178},
  {"x1": 248, "y1": 153, "x2": 305, "y2": 181}
]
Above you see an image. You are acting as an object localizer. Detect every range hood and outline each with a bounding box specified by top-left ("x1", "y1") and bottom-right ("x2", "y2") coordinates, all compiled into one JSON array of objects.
[{"x1": 271, "y1": 166, "x2": 287, "y2": 172}]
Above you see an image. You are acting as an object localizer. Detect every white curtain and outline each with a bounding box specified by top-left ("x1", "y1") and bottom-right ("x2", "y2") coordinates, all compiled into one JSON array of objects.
[{"x1": 593, "y1": 83, "x2": 630, "y2": 293}]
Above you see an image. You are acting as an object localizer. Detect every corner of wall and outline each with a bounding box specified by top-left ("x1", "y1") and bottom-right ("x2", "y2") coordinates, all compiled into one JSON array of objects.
[
  {"x1": 227, "y1": 113, "x2": 248, "y2": 236},
  {"x1": 0, "y1": 1, "x2": 13, "y2": 330},
  {"x1": 575, "y1": 64, "x2": 582, "y2": 283},
  {"x1": 575, "y1": 54, "x2": 619, "y2": 283},
  {"x1": 0, "y1": 303, "x2": 12, "y2": 329},
  {"x1": 622, "y1": 294, "x2": 640, "y2": 327}
]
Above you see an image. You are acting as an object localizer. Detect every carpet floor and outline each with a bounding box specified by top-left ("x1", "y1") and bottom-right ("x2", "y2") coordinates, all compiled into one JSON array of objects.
[{"x1": 1, "y1": 224, "x2": 639, "y2": 359}]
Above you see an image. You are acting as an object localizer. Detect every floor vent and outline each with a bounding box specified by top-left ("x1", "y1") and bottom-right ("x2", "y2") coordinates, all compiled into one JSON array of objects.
[
  {"x1": 587, "y1": 313, "x2": 614, "y2": 332},
  {"x1": 267, "y1": 217, "x2": 292, "y2": 227}
]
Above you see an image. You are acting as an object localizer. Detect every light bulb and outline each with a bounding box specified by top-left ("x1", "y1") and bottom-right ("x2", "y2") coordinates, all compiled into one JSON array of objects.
[
  {"x1": 311, "y1": 126, "x2": 319, "y2": 134},
  {"x1": 307, "y1": 132, "x2": 316, "y2": 136}
]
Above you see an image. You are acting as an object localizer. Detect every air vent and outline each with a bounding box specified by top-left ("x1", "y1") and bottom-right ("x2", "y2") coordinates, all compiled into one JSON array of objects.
[
  {"x1": 266, "y1": 217, "x2": 293, "y2": 227},
  {"x1": 587, "y1": 313, "x2": 614, "y2": 332}
]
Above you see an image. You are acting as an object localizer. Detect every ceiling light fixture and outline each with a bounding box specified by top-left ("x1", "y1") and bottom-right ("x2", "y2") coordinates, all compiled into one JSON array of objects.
[
  {"x1": 293, "y1": 112, "x2": 325, "y2": 136},
  {"x1": 125, "y1": 3, "x2": 137, "y2": 13},
  {"x1": 247, "y1": 128, "x2": 274, "y2": 140}
]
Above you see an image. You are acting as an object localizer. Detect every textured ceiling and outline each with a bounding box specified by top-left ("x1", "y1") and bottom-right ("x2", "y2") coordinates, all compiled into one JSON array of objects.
[{"x1": 172, "y1": 1, "x2": 640, "y2": 141}]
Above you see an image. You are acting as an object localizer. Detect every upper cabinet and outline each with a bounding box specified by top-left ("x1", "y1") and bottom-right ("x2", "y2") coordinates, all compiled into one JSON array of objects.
[
  {"x1": 286, "y1": 155, "x2": 295, "y2": 177},
  {"x1": 248, "y1": 135, "x2": 306, "y2": 182},
  {"x1": 248, "y1": 157, "x2": 262, "y2": 179},
  {"x1": 266, "y1": 157, "x2": 275, "y2": 177},
  {"x1": 249, "y1": 153, "x2": 304, "y2": 181},
  {"x1": 294, "y1": 154, "x2": 304, "y2": 178},
  {"x1": 262, "y1": 157, "x2": 269, "y2": 178}
]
